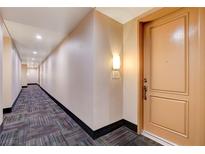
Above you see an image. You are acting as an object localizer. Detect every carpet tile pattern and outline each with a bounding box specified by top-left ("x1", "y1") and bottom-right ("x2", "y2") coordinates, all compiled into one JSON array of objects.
[{"x1": 0, "y1": 85, "x2": 160, "y2": 146}]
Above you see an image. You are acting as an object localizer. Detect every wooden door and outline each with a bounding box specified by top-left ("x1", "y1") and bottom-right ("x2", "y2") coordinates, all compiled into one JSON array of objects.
[{"x1": 143, "y1": 8, "x2": 203, "y2": 145}]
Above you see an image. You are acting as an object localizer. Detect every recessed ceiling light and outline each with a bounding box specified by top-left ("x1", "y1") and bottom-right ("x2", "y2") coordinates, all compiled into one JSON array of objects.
[
  {"x1": 36, "y1": 34, "x2": 42, "y2": 40},
  {"x1": 33, "y1": 51, "x2": 38, "y2": 55}
]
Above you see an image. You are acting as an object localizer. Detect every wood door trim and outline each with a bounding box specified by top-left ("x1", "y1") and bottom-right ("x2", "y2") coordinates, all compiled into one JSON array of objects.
[{"x1": 199, "y1": 8, "x2": 205, "y2": 144}]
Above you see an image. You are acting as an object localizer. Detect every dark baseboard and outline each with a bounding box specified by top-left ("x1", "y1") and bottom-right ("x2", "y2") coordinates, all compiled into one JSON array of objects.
[
  {"x1": 94, "y1": 120, "x2": 138, "y2": 138},
  {"x1": 3, "y1": 108, "x2": 12, "y2": 114},
  {"x1": 123, "y1": 119, "x2": 138, "y2": 132},
  {"x1": 3, "y1": 89, "x2": 22, "y2": 114},
  {"x1": 22, "y1": 86, "x2": 28, "y2": 88},
  {"x1": 94, "y1": 119, "x2": 125, "y2": 139},
  {"x1": 12, "y1": 89, "x2": 22, "y2": 109},
  {"x1": 39, "y1": 85, "x2": 95, "y2": 138},
  {"x1": 28, "y1": 83, "x2": 39, "y2": 85},
  {"x1": 39, "y1": 85, "x2": 138, "y2": 139},
  {"x1": 0, "y1": 122, "x2": 3, "y2": 133}
]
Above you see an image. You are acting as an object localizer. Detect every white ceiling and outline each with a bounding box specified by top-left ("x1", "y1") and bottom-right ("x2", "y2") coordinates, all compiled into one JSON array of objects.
[
  {"x1": 0, "y1": 7, "x2": 152, "y2": 66},
  {"x1": 97, "y1": 7, "x2": 153, "y2": 24},
  {"x1": 2, "y1": 23, "x2": 9, "y2": 37},
  {"x1": 0, "y1": 7, "x2": 93, "y2": 65}
]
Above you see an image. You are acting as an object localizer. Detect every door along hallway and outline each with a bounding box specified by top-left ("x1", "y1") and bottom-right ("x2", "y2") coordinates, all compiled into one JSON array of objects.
[
  {"x1": 0, "y1": 85, "x2": 159, "y2": 146},
  {"x1": 0, "y1": 7, "x2": 204, "y2": 146}
]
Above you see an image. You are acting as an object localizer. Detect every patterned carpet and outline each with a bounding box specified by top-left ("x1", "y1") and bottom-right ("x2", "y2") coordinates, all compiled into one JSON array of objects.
[{"x1": 0, "y1": 85, "x2": 160, "y2": 146}]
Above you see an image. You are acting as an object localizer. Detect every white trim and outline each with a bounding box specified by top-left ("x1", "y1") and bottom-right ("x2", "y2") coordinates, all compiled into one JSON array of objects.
[{"x1": 142, "y1": 130, "x2": 178, "y2": 146}]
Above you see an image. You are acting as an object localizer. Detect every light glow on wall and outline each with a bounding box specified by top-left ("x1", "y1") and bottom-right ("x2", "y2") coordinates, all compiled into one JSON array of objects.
[{"x1": 112, "y1": 54, "x2": 120, "y2": 70}]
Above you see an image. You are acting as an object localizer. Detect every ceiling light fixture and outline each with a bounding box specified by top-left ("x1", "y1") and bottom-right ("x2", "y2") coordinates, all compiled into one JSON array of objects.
[
  {"x1": 33, "y1": 51, "x2": 38, "y2": 55},
  {"x1": 36, "y1": 34, "x2": 42, "y2": 40}
]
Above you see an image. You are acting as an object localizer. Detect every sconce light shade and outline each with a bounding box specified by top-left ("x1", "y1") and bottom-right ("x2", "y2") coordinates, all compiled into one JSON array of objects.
[{"x1": 113, "y1": 55, "x2": 120, "y2": 70}]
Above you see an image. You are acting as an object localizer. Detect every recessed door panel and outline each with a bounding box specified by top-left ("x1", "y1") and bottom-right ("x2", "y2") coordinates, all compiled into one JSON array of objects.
[
  {"x1": 150, "y1": 17, "x2": 187, "y2": 93},
  {"x1": 150, "y1": 96, "x2": 187, "y2": 135}
]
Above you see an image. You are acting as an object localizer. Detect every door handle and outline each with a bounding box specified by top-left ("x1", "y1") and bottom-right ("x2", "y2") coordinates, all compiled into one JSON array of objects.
[
  {"x1": 144, "y1": 85, "x2": 147, "y2": 100},
  {"x1": 144, "y1": 78, "x2": 148, "y2": 100}
]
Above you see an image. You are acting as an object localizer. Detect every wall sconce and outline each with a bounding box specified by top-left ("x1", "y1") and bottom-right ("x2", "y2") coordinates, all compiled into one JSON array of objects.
[{"x1": 112, "y1": 54, "x2": 121, "y2": 79}]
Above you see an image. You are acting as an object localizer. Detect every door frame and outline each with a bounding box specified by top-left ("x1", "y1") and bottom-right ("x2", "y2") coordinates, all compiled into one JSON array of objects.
[
  {"x1": 136, "y1": 7, "x2": 182, "y2": 134},
  {"x1": 136, "y1": 7, "x2": 205, "y2": 145}
]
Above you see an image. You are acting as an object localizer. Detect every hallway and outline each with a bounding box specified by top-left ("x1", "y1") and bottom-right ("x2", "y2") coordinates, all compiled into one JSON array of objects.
[
  {"x1": 0, "y1": 85, "x2": 159, "y2": 146},
  {"x1": 0, "y1": 7, "x2": 204, "y2": 146}
]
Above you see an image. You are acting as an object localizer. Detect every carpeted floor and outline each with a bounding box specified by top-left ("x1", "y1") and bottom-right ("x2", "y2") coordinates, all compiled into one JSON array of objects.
[{"x1": 0, "y1": 85, "x2": 160, "y2": 146}]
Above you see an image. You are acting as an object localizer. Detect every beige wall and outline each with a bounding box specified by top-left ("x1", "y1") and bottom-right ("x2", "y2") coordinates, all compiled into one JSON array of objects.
[
  {"x1": 27, "y1": 68, "x2": 39, "y2": 84},
  {"x1": 40, "y1": 11, "x2": 95, "y2": 129},
  {"x1": 123, "y1": 18, "x2": 139, "y2": 125},
  {"x1": 93, "y1": 11, "x2": 123, "y2": 129},
  {"x1": 11, "y1": 47, "x2": 21, "y2": 104},
  {"x1": 0, "y1": 20, "x2": 3, "y2": 125},
  {"x1": 3, "y1": 37, "x2": 12, "y2": 108},
  {"x1": 2, "y1": 36, "x2": 21, "y2": 109},
  {"x1": 21, "y1": 64, "x2": 27, "y2": 86},
  {"x1": 40, "y1": 10, "x2": 123, "y2": 130}
]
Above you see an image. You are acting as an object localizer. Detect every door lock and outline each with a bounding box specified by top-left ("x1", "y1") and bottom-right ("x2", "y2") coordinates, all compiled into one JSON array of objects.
[
  {"x1": 144, "y1": 85, "x2": 147, "y2": 100},
  {"x1": 144, "y1": 78, "x2": 148, "y2": 100}
]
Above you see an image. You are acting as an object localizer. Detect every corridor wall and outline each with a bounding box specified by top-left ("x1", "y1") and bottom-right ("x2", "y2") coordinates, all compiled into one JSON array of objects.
[
  {"x1": 11, "y1": 47, "x2": 21, "y2": 105},
  {"x1": 2, "y1": 37, "x2": 12, "y2": 108},
  {"x1": 40, "y1": 10, "x2": 123, "y2": 130},
  {"x1": 40, "y1": 11, "x2": 94, "y2": 128},
  {"x1": 21, "y1": 64, "x2": 28, "y2": 86},
  {"x1": 123, "y1": 18, "x2": 139, "y2": 125},
  {"x1": 2, "y1": 36, "x2": 21, "y2": 109},
  {"x1": 0, "y1": 18, "x2": 3, "y2": 125},
  {"x1": 93, "y1": 11, "x2": 123, "y2": 129}
]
